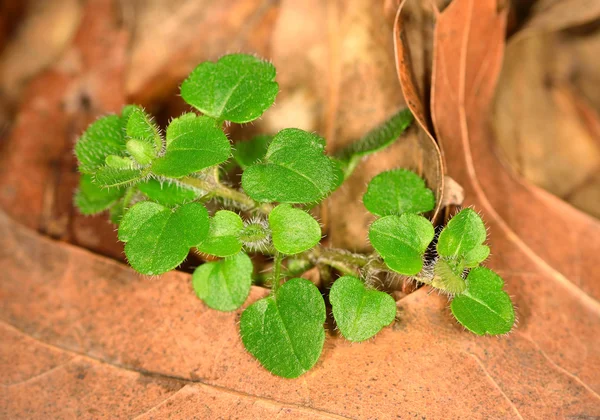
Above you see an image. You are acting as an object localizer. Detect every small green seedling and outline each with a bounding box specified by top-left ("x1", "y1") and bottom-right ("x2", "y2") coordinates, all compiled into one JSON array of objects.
[{"x1": 74, "y1": 53, "x2": 515, "y2": 379}]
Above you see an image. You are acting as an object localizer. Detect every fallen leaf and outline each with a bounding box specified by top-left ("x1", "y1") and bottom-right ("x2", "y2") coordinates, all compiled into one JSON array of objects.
[
  {"x1": 511, "y1": 0, "x2": 600, "y2": 42},
  {"x1": 2, "y1": 202, "x2": 600, "y2": 418},
  {"x1": 493, "y1": 8, "x2": 600, "y2": 218},
  {"x1": 0, "y1": 0, "x2": 81, "y2": 104},
  {"x1": 428, "y1": 0, "x2": 600, "y2": 409},
  {"x1": 124, "y1": 0, "x2": 281, "y2": 106},
  {"x1": 0, "y1": 0, "x2": 128, "y2": 260},
  {"x1": 1, "y1": 0, "x2": 599, "y2": 418},
  {"x1": 263, "y1": 0, "x2": 445, "y2": 250}
]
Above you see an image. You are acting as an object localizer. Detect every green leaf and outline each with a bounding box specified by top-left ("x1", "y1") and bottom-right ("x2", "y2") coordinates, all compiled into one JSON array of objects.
[
  {"x1": 329, "y1": 276, "x2": 396, "y2": 342},
  {"x1": 437, "y1": 208, "x2": 487, "y2": 263},
  {"x1": 363, "y1": 169, "x2": 435, "y2": 217},
  {"x1": 240, "y1": 278, "x2": 325, "y2": 378},
  {"x1": 192, "y1": 252, "x2": 253, "y2": 311},
  {"x1": 74, "y1": 174, "x2": 125, "y2": 215},
  {"x1": 369, "y1": 214, "x2": 434, "y2": 275},
  {"x1": 269, "y1": 204, "x2": 321, "y2": 255},
  {"x1": 451, "y1": 267, "x2": 515, "y2": 335},
  {"x1": 233, "y1": 135, "x2": 272, "y2": 169},
  {"x1": 125, "y1": 105, "x2": 162, "y2": 155},
  {"x1": 242, "y1": 128, "x2": 338, "y2": 203},
  {"x1": 431, "y1": 259, "x2": 466, "y2": 294},
  {"x1": 181, "y1": 53, "x2": 278, "y2": 123},
  {"x1": 463, "y1": 245, "x2": 490, "y2": 268},
  {"x1": 75, "y1": 113, "x2": 128, "y2": 173},
  {"x1": 138, "y1": 179, "x2": 201, "y2": 207},
  {"x1": 335, "y1": 109, "x2": 413, "y2": 179},
  {"x1": 151, "y1": 114, "x2": 231, "y2": 178},
  {"x1": 94, "y1": 166, "x2": 145, "y2": 188},
  {"x1": 126, "y1": 139, "x2": 155, "y2": 166},
  {"x1": 197, "y1": 210, "x2": 244, "y2": 257},
  {"x1": 118, "y1": 201, "x2": 209, "y2": 275}
]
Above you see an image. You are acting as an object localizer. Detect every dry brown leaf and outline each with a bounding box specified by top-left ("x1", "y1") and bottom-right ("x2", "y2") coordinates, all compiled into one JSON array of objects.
[
  {"x1": 511, "y1": 0, "x2": 600, "y2": 42},
  {"x1": 2, "y1": 200, "x2": 599, "y2": 418},
  {"x1": 428, "y1": 0, "x2": 600, "y2": 410},
  {"x1": 0, "y1": 0, "x2": 81, "y2": 104},
  {"x1": 493, "y1": 7, "x2": 600, "y2": 218},
  {"x1": 2, "y1": 0, "x2": 600, "y2": 418},
  {"x1": 260, "y1": 0, "x2": 445, "y2": 250},
  {"x1": 124, "y1": 0, "x2": 280, "y2": 106},
  {"x1": 393, "y1": 0, "x2": 448, "y2": 220},
  {"x1": 0, "y1": 0, "x2": 128, "y2": 260}
]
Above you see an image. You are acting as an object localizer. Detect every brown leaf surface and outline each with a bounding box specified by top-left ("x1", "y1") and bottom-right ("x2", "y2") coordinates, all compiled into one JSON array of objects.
[
  {"x1": 0, "y1": 0, "x2": 128, "y2": 260},
  {"x1": 258, "y1": 0, "x2": 445, "y2": 250},
  {"x1": 1, "y1": 0, "x2": 600, "y2": 418},
  {"x1": 124, "y1": 0, "x2": 280, "y2": 106},
  {"x1": 493, "y1": 8, "x2": 600, "y2": 218},
  {"x1": 2, "y1": 203, "x2": 600, "y2": 418}
]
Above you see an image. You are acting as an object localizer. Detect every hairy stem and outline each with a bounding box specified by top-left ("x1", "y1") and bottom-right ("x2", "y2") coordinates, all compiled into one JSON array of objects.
[{"x1": 176, "y1": 175, "x2": 273, "y2": 215}]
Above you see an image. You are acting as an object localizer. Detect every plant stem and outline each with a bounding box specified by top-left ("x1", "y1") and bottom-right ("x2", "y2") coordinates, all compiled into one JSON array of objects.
[
  {"x1": 308, "y1": 246, "x2": 388, "y2": 272},
  {"x1": 271, "y1": 251, "x2": 283, "y2": 296},
  {"x1": 176, "y1": 175, "x2": 273, "y2": 215}
]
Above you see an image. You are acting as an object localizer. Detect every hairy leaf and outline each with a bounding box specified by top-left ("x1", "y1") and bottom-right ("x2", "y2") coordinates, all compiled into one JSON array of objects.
[
  {"x1": 451, "y1": 267, "x2": 515, "y2": 335},
  {"x1": 233, "y1": 135, "x2": 272, "y2": 169},
  {"x1": 336, "y1": 109, "x2": 414, "y2": 178},
  {"x1": 150, "y1": 113, "x2": 231, "y2": 178},
  {"x1": 94, "y1": 166, "x2": 145, "y2": 188},
  {"x1": 125, "y1": 105, "x2": 162, "y2": 156},
  {"x1": 463, "y1": 245, "x2": 490, "y2": 268},
  {"x1": 437, "y1": 209, "x2": 487, "y2": 264},
  {"x1": 240, "y1": 278, "x2": 325, "y2": 378},
  {"x1": 192, "y1": 252, "x2": 252, "y2": 311},
  {"x1": 74, "y1": 174, "x2": 125, "y2": 215},
  {"x1": 269, "y1": 204, "x2": 321, "y2": 255},
  {"x1": 329, "y1": 276, "x2": 396, "y2": 342},
  {"x1": 75, "y1": 113, "x2": 128, "y2": 173},
  {"x1": 242, "y1": 129, "x2": 338, "y2": 203},
  {"x1": 363, "y1": 169, "x2": 435, "y2": 217},
  {"x1": 181, "y1": 54, "x2": 278, "y2": 123},
  {"x1": 137, "y1": 179, "x2": 201, "y2": 207},
  {"x1": 197, "y1": 210, "x2": 244, "y2": 257},
  {"x1": 118, "y1": 201, "x2": 209, "y2": 275},
  {"x1": 369, "y1": 214, "x2": 434, "y2": 275},
  {"x1": 431, "y1": 259, "x2": 466, "y2": 295}
]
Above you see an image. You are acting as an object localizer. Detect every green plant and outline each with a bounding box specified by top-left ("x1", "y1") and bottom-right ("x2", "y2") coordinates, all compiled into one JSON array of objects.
[{"x1": 74, "y1": 53, "x2": 515, "y2": 379}]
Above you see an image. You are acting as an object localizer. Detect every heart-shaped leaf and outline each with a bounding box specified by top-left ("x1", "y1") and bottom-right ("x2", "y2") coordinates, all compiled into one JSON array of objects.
[
  {"x1": 232, "y1": 135, "x2": 272, "y2": 169},
  {"x1": 181, "y1": 54, "x2": 278, "y2": 123},
  {"x1": 369, "y1": 214, "x2": 434, "y2": 275},
  {"x1": 74, "y1": 174, "x2": 125, "y2": 215},
  {"x1": 451, "y1": 267, "x2": 515, "y2": 335},
  {"x1": 151, "y1": 113, "x2": 231, "y2": 178},
  {"x1": 437, "y1": 209, "x2": 487, "y2": 265},
  {"x1": 269, "y1": 204, "x2": 321, "y2": 255},
  {"x1": 137, "y1": 179, "x2": 202, "y2": 207},
  {"x1": 197, "y1": 210, "x2": 244, "y2": 257},
  {"x1": 242, "y1": 128, "x2": 338, "y2": 203},
  {"x1": 118, "y1": 201, "x2": 209, "y2": 275},
  {"x1": 329, "y1": 276, "x2": 396, "y2": 342},
  {"x1": 240, "y1": 278, "x2": 326, "y2": 378},
  {"x1": 363, "y1": 168, "x2": 435, "y2": 217},
  {"x1": 192, "y1": 252, "x2": 253, "y2": 311}
]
